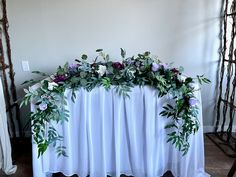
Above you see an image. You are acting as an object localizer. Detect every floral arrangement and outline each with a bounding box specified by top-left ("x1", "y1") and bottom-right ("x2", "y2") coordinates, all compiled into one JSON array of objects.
[{"x1": 21, "y1": 49, "x2": 210, "y2": 157}]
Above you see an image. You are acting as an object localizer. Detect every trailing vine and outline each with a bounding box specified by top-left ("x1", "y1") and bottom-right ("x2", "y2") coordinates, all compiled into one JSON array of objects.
[{"x1": 21, "y1": 49, "x2": 210, "y2": 157}]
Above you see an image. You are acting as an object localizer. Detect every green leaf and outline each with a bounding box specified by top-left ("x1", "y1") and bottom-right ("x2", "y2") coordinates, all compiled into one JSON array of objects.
[
  {"x1": 71, "y1": 89, "x2": 76, "y2": 103},
  {"x1": 167, "y1": 104, "x2": 173, "y2": 109},
  {"x1": 80, "y1": 72, "x2": 87, "y2": 78},
  {"x1": 196, "y1": 75, "x2": 210, "y2": 85},
  {"x1": 179, "y1": 66, "x2": 184, "y2": 73},
  {"x1": 96, "y1": 49, "x2": 103, "y2": 52},
  {"x1": 115, "y1": 85, "x2": 131, "y2": 98},
  {"x1": 102, "y1": 77, "x2": 111, "y2": 90},
  {"x1": 120, "y1": 48, "x2": 126, "y2": 58},
  {"x1": 21, "y1": 79, "x2": 37, "y2": 85},
  {"x1": 32, "y1": 71, "x2": 49, "y2": 77},
  {"x1": 165, "y1": 124, "x2": 177, "y2": 129},
  {"x1": 80, "y1": 79, "x2": 87, "y2": 86},
  {"x1": 23, "y1": 89, "x2": 29, "y2": 93},
  {"x1": 144, "y1": 51, "x2": 150, "y2": 56},
  {"x1": 81, "y1": 54, "x2": 88, "y2": 60},
  {"x1": 185, "y1": 77, "x2": 193, "y2": 84}
]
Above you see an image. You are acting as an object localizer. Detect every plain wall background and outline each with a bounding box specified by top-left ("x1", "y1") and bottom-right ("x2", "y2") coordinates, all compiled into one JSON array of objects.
[{"x1": 6, "y1": 0, "x2": 221, "y2": 133}]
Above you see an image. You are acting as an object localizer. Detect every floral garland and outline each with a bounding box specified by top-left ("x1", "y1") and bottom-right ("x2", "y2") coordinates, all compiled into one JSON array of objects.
[{"x1": 21, "y1": 49, "x2": 210, "y2": 157}]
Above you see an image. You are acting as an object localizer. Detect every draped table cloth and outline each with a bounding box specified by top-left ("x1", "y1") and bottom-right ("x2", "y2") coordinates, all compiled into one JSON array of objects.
[
  {"x1": 0, "y1": 78, "x2": 17, "y2": 175},
  {"x1": 32, "y1": 85, "x2": 210, "y2": 177}
]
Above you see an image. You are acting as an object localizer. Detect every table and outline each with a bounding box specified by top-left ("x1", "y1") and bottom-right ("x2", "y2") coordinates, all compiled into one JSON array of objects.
[{"x1": 32, "y1": 85, "x2": 210, "y2": 177}]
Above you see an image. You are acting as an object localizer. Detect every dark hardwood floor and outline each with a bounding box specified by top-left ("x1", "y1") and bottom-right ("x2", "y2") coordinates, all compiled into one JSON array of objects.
[
  {"x1": 0, "y1": 135, "x2": 235, "y2": 177},
  {"x1": 204, "y1": 136, "x2": 235, "y2": 177}
]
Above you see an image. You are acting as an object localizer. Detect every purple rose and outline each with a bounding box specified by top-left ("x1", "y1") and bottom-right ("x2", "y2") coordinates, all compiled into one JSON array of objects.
[
  {"x1": 39, "y1": 102, "x2": 47, "y2": 111},
  {"x1": 189, "y1": 98, "x2": 199, "y2": 107},
  {"x1": 152, "y1": 63, "x2": 160, "y2": 72},
  {"x1": 53, "y1": 75, "x2": 66, "y2": 83},
  {"x1": 112, "y1": 62, "x2": 124, "y2": 70}
]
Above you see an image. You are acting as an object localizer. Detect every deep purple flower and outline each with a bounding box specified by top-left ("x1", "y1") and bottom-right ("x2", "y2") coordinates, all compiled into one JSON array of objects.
[
  {"x1": 39, "y1": 102, "x2": 47, "y2": 111},
  {"x1": 53, "y1": 75, "x2": 66, "y2": 83},
  {"x1": 152, "y1": 63, "x2": 160, "y2": 72},
  {"x1": 171, "y1": 68, "x2": 179, "y2": 74},
  {"x1": 189, "y1": 98, "x2": 199, "y2": 107},
  {"x1": 112, "y1": 62, "x2": 124, "y2": 70}
]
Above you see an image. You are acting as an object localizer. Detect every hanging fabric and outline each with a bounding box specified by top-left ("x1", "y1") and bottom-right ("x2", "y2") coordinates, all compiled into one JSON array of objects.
[{"x1": 0, "y1": 77, "x2": 17, "y2": 175}]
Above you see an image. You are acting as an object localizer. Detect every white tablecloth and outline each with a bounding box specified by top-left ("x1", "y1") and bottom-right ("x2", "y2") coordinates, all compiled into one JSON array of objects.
[
  {"x1": 32, "y1": 86, "x2": 209, "y2": 177},
  {"x1": 0, "y1": 78, "x2": 17, "y2": 175}
]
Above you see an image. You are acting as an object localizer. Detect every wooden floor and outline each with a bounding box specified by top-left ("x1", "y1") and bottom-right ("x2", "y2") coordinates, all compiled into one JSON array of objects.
[
  {"x1": 204, "y1": 136, "x2": 235, "y2": 177},
  {"x1": 0, "y1": 135, "x2": 235, "y2": 177}
]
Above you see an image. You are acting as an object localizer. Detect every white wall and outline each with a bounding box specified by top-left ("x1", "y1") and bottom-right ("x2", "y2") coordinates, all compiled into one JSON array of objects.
[{"x1": 7, "y1": 0, "x2": 221, "y2": 131}]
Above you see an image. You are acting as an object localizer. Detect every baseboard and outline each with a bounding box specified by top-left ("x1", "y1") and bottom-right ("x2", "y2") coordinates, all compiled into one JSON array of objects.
[
  {"x1": 204, "y1": 125, "x2": 236, "y2": 133},
  {"x1": 203, "y1": 126, "x2": 214, "y2": 133}
]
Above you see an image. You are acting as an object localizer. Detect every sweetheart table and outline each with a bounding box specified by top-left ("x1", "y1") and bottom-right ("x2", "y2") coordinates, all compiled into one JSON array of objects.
[{"x1": 32, "y1": 85, "x2": 210, "y2": 177}]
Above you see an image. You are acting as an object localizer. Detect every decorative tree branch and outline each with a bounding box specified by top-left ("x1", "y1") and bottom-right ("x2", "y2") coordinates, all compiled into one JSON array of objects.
[
  {"x1": 0, "y1": 28, "x2": 16, "y2": 137},
  {"x1": 213, "y1": 0, "x2": 236, "y2": 154},
  {"x1": 0, "y1": 0, "x2": 22, "y2": 137}
]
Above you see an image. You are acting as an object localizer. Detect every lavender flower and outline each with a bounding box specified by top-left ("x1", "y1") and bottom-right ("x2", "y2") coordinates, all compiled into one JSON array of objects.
[
  {"x1": 39, "y1": 102, "x2": 48, "y2": 111},
  {"x1": 69, "y1": 63, "x2": 78, "y2": 72},
  {"x1": 152, "y1": 63, "x2": 160, "y2": 72},
  {"x1": 126, "y1": 58, "x2": 134, "y2": 65},
  {"x1": 189, "y1": 98, "x2": 199, "y2": 107}
]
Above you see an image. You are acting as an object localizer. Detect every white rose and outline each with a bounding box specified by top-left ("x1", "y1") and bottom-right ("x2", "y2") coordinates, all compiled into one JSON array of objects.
[
  {"x1": 97, "y1": 65, "x2": 107, "y2": 76},
  {"x1": 48, "y1": 82, "x2": 58, "y2": 91}
]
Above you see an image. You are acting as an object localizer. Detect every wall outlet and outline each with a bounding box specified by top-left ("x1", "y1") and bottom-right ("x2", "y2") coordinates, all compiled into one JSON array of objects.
[{"x1": 21, "y1": 60, "x2": 30, "y2": 71}]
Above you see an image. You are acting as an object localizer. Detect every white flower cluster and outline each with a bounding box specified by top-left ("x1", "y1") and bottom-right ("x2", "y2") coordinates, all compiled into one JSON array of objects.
[
  {"x1": 97, "y1": 65, "x2": 107, "y2": 76},
  {"x1": 48, "y1": 82, "x2": 58, "y2": 91}
]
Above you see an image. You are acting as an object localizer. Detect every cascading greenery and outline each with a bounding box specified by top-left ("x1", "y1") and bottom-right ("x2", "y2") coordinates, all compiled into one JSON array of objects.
[{"x1": 21, "y1": 49, "x2": 210, "y2": 157}]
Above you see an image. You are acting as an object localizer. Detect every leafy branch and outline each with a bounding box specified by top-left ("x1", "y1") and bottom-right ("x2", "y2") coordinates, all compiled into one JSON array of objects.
[{"x1": 21, "y1": 49, "x2": 210, "y2": 157}]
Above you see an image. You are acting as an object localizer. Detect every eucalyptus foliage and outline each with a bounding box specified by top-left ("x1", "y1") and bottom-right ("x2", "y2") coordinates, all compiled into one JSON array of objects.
[{"x1": 21, "y1": 49, "x2": 210, "y2": 157}]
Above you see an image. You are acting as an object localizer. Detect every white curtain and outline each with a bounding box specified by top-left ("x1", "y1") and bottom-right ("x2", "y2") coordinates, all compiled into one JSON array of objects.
[{"x1": 0, "y1": 78, "x2": 17, "y2": 175}]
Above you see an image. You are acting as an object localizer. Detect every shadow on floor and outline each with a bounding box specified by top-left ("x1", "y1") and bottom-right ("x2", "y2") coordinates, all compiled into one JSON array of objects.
[{"x1": 53, "y1": 171, "x2": 174, "y2": 177}]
